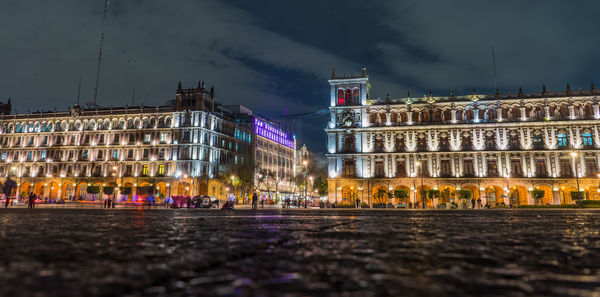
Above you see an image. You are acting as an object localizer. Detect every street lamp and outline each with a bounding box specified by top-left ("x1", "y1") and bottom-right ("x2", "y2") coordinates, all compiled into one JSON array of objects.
[
  {"x1": 571, "y1": 151, "x2": 582, "y2": 207},
  {"x1": 303, "y1": 159, "x2": 308, "y2": 208},
  {"x1": 416, "y1": 160, "x2": 424, "y2": 209},
  {"x1": 111, "y1": 165, "x2": 118, "y2": 208}
]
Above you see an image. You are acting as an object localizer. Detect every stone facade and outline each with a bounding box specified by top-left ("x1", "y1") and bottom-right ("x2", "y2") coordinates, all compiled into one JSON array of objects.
[{"x1": 326, "y1": 68, "x2": 600, "y2": 207}]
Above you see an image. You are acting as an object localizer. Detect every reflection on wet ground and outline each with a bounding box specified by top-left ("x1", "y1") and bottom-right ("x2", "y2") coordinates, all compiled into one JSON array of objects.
[{"x1": 0, "y1": 209, "x2": 599, "y2": 296}]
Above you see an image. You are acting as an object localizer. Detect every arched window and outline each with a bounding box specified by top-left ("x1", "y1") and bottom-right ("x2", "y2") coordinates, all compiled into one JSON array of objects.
[
  {"x1": 352, "y1": 89, "x2": 359, "y2": 104},
  {"x1": 433, "y1": 109, "x2": 442, "y2": 122},
  {"x1": 584, "y1": 104, "x2": 594, "y2": 117},
  {"x1": 488, "y1": 108, "x2": 497, "y2": 120},
  {"x1": 370, "y1": 113, "x2": 378, "y2": 125},
  {"x1": 535, "y1": 106, "x2": 544, "y2": 119},
  {"x1": 511, "y1": 107, "x2": 520, "y2": 120},
  {"x1": 455, "y1": 109, "x2": 463, "y2": 121},
  {"x1": 380, "y1": 112, "x2": 387, "y2": 124},
  {"x1": 345, "y1": 89, "x2": 352, "y2": 105},
  {"x1": 401, "y1": 112, "x2": 408, "y2": 123},
  {"x1": 442, "y1": 109, "x2": 451, "y2": 122},
  {"x1": 337, "y1": 89, "x2": 344, "y2": 105},
  {"x1": 421, "y1": 110, "x2": 430, "y2": 122},
  {"x1": 559, "y1": 105, "x2": 569, "y2": 118},
  {"x1": 465, "y1": 109, "x2": 473, "y2": 121}
]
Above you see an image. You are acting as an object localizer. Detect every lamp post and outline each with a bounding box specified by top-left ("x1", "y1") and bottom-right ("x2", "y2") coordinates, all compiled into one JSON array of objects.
[
  {"x1": 303, "y1": 159, "x2": 308, "y2": 208},
  {"x1": 308, "y1": 175, "x2": 313, "y2": 202},
  {"x1": 112, "y1": 164, "x2": 118, "y2": 208},
  {"x1": 571, "y1": 151, "x2": 582, "y2": 207},
  {"x1": 416, "y1": 160, "x2": 425, "y2": 209}
]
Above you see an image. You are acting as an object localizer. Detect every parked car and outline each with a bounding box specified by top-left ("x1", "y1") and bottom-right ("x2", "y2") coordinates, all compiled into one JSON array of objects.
[{"x1": 192, "y1": 195, "x2": 217, "y2": 208}]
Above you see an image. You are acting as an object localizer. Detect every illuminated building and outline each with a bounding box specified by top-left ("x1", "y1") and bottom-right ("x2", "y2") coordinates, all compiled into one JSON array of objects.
[
  {"x1": 0, "y1": 82, "x2": 251, "y2": 202},
  {"x1": 225, "y1": 105, "x2": 296, "y2": 200},
  {"x1": 326, "y1": 68, "x2": 600, "y2": 207}
]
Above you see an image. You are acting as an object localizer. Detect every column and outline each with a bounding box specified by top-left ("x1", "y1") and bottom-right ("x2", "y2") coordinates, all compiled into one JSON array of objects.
[{"x1": 384, "y1": 155, "x2": 389, "y2": 177}]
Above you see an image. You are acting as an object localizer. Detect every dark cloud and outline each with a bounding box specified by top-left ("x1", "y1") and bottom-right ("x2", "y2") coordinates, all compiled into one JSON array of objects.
[{"x1": 0, "y1": 0, "x2": 598, "y2": 152}]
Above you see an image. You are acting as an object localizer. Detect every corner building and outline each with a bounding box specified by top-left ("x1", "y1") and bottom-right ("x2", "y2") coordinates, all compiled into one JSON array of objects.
[
  {"x1": 0, "y1": 82, "x2": 252, "y2": 202},
  {"x1": 326, "y1": 68, "x2": 600, "y2": 206}
]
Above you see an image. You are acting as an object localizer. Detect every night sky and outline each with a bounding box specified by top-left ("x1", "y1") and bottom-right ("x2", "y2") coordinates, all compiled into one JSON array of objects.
[{"x1": 1, "y1": 1, "x2": 599, "y2": 153}]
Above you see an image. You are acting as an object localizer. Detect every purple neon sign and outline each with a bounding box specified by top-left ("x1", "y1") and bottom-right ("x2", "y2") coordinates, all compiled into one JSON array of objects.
[{"x1": 254, "y1": 118, "x2": 294, "y2": 148}]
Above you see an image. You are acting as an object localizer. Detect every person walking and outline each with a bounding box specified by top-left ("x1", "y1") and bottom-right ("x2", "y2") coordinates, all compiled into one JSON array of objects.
[
  {"x1": 251, "y1": 191, "x2": 258, "y2": 210},
  {"x1": 477, "y1": 198, "x2": 482, "y2": 209},
  {"x1": 4, "y1": 177, "x2": 16, "y2": 208},
  {"x1": 471, "y1": 198, "x2": 476, "y2": 209},
  {"x1": 260, "y1": 197, "x2": 265, "y2": 208},
  {"x1": 28, "y1": 192, "x2": 35, "y2": 209}
]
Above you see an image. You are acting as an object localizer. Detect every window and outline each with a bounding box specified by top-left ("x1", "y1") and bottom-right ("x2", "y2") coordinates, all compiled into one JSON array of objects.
[
  {"x1": 144, "y1": 134, "x2": 151, "y2": 143},
  {"x1": 112, "y1": 149, "x2": 118, "y2": 159},
  {"x1": 27, "y1": 151, "x2": 32, "y2": 160},
  {"x1": 441, "y1": 160, "x2": 452, "y2": 177},
  {"x1": 142, "y1": 165, "x2": 149, "y2": 176},
  {"x1": 42, "y1": 136, "x2": 47, "y2": 145},
  {"x1": 533, "y1": 134, "x2": 543, "y2": 149},
  {"x1": 374, "y1": 160, "x2": 385, "y2": 177},
  {"x1": 485, "y1": 136, "x2": 495, "y2": 149},
  {"x1": 97, "y1": 150, "x2": 103, "y2": 159},
  {"x1": 536, "y1": 160, "x2": 547, "y2": 177},
  {"x1": 29, "y1": 137, "x2": 34, "y2": 145},
  {"x1": 463, "y1": 160, "x2": 474, "y2": 177},
  {"x1": 558, "y1": 133, "x2": 568, "y2": 147},
  {"x1": 583, "y1": 133, "x2": 593, "y2": 147},
  {"x1": 0, "y1": 152, "x2": 5, "y2": 160},
  {"x1": 511, "y1": 160, "x2": 522, "y2": 177},
  {"x1": 158, "y1": 164, "x2": 165, "y2": 176},
  {"x1": 41, "y1": 151, "x2": 46, "y2": 160},
  {"x1": 487, "y1": 160, "x2": 498, "y2": 177},
  {"x1": 560, "y1": 160, "x2": 572, "y2": 177},
  {"x1": 160, "y1": 132, "x2": 166, "y2": 143},
  {"x1": 337, "y1": 89, "x2": 344, "y2": 105},
  {"x1": 342, "y1": 160, "x2": 355, "y2": 177},
  {"x1": 127, "y1": 150, "x2": 133, "y2": 159},
  {"x1": 82, "y1": 150, "x2": 88, "y2": 159},
  {"x1": 113, "y1": 134, "x2": 120, "y2": 143},
  {"x1": 585, "y1": 160, "x2": 597, "y2": 177},
  {"x1": 99, "y1": 135, "x2": 104, "y2": 144}
]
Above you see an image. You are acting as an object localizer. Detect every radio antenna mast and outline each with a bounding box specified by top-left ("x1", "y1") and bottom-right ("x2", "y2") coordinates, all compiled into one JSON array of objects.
[
  {"x1": 76, "y1": 76, "x2": 82, "y2": 105},
  {"x1": 93, "y1": 0, "x2": 109, "y2": 107}
]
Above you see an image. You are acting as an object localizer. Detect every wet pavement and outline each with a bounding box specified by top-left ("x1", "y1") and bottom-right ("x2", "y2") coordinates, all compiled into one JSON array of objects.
[{"x1": 0, "y1": 209, "x2": 599, "y2": 297}]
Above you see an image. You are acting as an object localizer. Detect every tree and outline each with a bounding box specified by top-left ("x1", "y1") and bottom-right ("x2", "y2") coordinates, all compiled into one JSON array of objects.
[
  {"x1": 221, "y1": 148, "x2": 255, "y2": 202},
  {"x1": 314, "y1": 176, "x2": 328, "y2": 197},
  {"x1": 258, "y1": 169, "x2": 275, "y2": 199},
  {"x1": 530, "y1": 189, "x2": 545, "y2": 205},
  {"x1": 394, "y1": 189, "x2": 409, "y2": 202},
  {"x1": 120, "y1": 187, "x2": 132, "y2": 195},
  {"x1": 457, "y1": 189, "x2": 473, "y2": 201},
  {"x1": 103, "y1": 186, "x2": 115, "y2": 195},
  {"x1": 87, "y1": 186, "x2": 101, "y2": 195},
  {"x1": 441, "y1": 188, "x2": 455, "y2": 203}
]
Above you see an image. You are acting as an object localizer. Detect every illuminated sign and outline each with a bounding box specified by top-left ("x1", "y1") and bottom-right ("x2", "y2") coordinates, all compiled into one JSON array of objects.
[{"x1": 254, "y1": 118, "x2": 294, "y2": 148}]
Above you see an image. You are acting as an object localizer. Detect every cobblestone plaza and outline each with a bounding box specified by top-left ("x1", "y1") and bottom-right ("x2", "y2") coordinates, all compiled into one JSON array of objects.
[{"x1": 1, "y1": 208, "x2": 599, "y2": 297}]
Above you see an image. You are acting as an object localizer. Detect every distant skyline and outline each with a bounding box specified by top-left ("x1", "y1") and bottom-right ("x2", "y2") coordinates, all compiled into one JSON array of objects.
[{"x1": 1, "y1": 0, "x2": 599, "y2": 152}]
